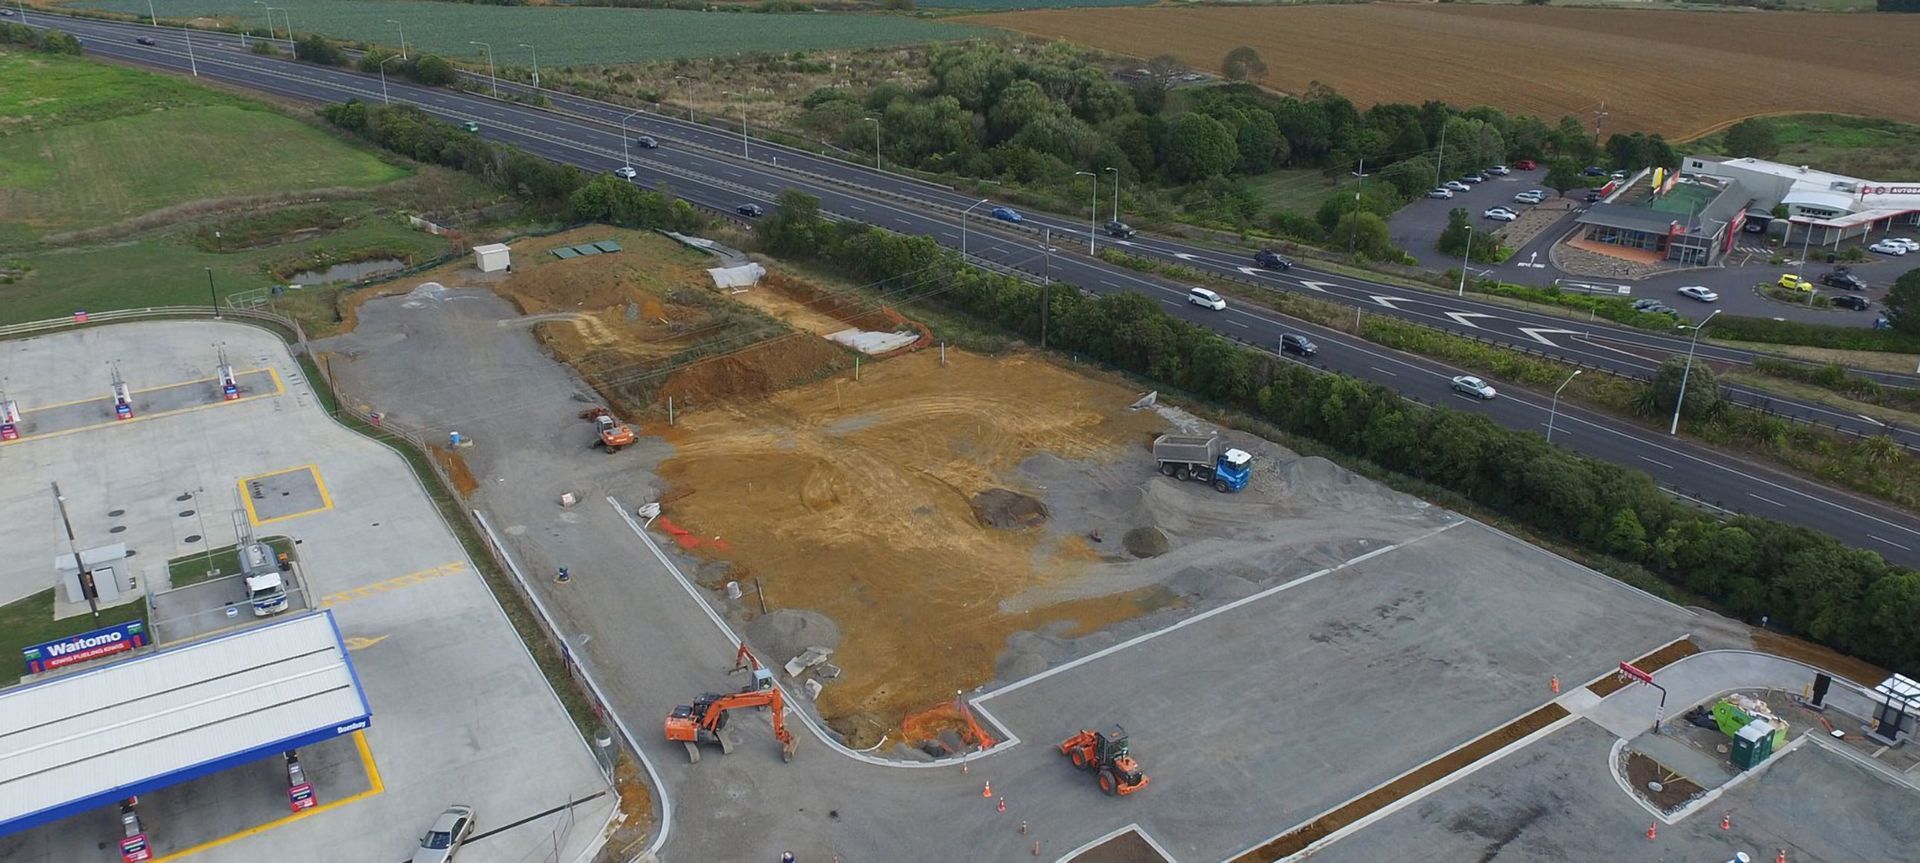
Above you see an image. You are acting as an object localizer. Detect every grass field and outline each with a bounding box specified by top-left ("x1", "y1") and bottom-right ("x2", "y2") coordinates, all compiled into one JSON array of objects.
[
  {"x1": 0, "y1": 589, "x2": 148, "y2": 685},
  {"x1": 0, "y1": 49, "x2": 410, "y2": 246},
  {"x1": 71, "y1": 0, "x2": 990, "y2": 66},
  {"x1": 1690, "y1": 114, "x2": 1920, "y2": 179},
  {"x1": 972, "y1": 5, "x2": 1920, "y2": 139},
  {"x1": 1247, "y1": 168, "x2": 1363, "y2": 217}
]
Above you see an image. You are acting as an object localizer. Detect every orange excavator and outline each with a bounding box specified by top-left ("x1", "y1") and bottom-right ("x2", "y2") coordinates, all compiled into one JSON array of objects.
[
  {"x1": 580, "y1": 406, "x2": 635, "y2": 453},
  {"x1": 1059, "y1": 726, "x2": 1149, "y2": 796},
  {"x1": 664, "y1": 645, "x2": 794, "y2": 763}
]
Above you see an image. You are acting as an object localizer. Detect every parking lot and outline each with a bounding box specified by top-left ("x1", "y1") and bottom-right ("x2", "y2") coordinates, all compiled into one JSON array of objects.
[{"x1": 0, "y1": 320, "x2": 612, "y2": 863}]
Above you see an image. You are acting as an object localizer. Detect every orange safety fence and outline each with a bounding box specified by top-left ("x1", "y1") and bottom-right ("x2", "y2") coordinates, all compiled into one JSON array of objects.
[
  {"x1": 655, "y1": 515, "x2": 730, "y2": 552},
  {"x1": 900, "y1": 696, "x2": 998, "y2": 751}
]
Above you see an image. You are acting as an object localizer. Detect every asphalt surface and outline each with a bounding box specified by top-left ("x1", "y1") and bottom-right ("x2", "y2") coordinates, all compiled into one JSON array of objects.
[{"x1": 29, "y1": 10, "x2": 1920, "y2": 565}]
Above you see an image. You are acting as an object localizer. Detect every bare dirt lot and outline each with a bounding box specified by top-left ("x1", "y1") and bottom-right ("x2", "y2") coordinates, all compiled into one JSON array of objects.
[{"x1": 973, "y1": 5, "x2": 1920, "y2": 138}]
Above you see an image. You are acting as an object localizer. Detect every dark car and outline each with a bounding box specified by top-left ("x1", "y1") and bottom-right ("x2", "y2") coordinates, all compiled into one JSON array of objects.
[
  {"x1": 736, "y1": 203, "x2": 764, "y2": 218},
  {"x1": 1583, "y1": 166, "x2": 1608, "y2": 177},
  {"x1": 635, "y1": 135, "x2": 659, "y2": 149},
  {"x1": 1280, "y1": 333, "x2": 1318, "y2": 357},
  {"x1": 136, "y1": 36, "x2": 157, "y2": 46},
  {"x1": 1253, "y1": 249, "x2": 1293, "y2": 271},
  {"x1": 1103, "y1": 220, "x2": 1136, "y2": 238},
  {"x1": 1513, "y1": 159, "x2": 1538, "y2": 171},
  {"x1": 1821, "y1": 269, "x2": 1867, "y2": 291},
  {"x1": 1833, "y1": 295, "x2": 1871, "y2": 311},
  {"x1": 1584, "y1": 191, "x2": 1604, "y2": 203}
]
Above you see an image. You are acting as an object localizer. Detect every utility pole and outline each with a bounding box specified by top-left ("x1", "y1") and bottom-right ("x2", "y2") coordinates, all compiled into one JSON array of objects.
[
  {"x1": 863, "y1": 117, "x2": 881, "y2": 169},
  {"x1": 1457, "y1": 226, "x2": 1473, "y2": 297},
  {"x1": 1075, "y1": 171, "x2": 1097, "y2": 254},
  {"x1": 52, "y1": 482, "x2": 101, "y2": 624},
  {"x1": 1039, "y1": 229, "x2": 1053, "y2": 348},
  {"x1": 1105, "y1": 166, "x2": 1120, "y2": 229},
  {"x1": 469, "y1": 41, "x2": 497, "y2": 97},
  {"x1": 1435, "y1": 121, "x2": 1447, "y2": 188},
  {"x1": 1593, "y1": 101, "x2": 1609, "y2": 144},
  {"x1": 387, "y1": 19, "x2": 406, "y2": 59},
  {"x1": 183, "y1": 25, "x2": 198, "y2": 76},
  {"x1": 206, "y1": 267, "x2": 220, "y2": 318},
  {"x1": 519, "y1": 44, "x2": 539, "y2": 90},
  {"x1": 674, "y1": 76, "x2": 695, "y2": 121}
]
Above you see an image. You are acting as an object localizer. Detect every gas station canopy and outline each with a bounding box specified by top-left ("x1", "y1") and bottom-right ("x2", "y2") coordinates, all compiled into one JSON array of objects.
[{"x1": 0, "y1": 611, "x2": 371, "y2": 836}]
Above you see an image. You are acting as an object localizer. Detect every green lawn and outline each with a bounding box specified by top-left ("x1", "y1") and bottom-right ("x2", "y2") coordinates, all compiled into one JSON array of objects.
[
  {"x1": 0, "y1": 588, "x2": 149, "y2": 684},
  {"x1": 1247, "y1": 168, "x2": 1364, "y2": 217},
  {"x1": 1691, "y1": 114, "x2": 1920, "y2": 179},
  {"x1": 167, "y1": 535, "x2": 294, "y2": 587}
]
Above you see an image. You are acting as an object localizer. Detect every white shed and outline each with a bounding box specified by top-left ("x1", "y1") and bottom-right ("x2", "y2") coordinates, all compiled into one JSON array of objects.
[{"x1": 473, "y1": 243, "x2": 512, "y2": 273}]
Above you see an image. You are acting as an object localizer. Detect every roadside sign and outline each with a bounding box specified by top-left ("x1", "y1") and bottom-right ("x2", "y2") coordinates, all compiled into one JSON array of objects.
[
  {"x1": 120, "y1": 834, "x2": 151, "y2": 862},
  {"x1": 22, "y1": 620, "x2": 148, "y2": 675}
]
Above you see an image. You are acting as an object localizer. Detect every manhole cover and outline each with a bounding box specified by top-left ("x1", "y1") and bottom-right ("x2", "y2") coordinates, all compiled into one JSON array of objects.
[
  {"x1": 109, "y1": 526, "x2": 126, "y2": 534},
  {"x1": 125, "y1": 550, "x2": 137, "y2": 557},
  {"x1": 184, "y1": 534, "x2": 202, "y2": 543},
  {"x1": 1646, "y1": 780, "x2": 1664, "y2": 792},
  {"x1": 108, "y1": 509, "x2": 125, "y2": 517},
  {"x1": 177, "y1": 493, "x2": 193, "y2": 502},
  {"x1": 178, "y1": 510, "x2": 195, "y2": 518}
]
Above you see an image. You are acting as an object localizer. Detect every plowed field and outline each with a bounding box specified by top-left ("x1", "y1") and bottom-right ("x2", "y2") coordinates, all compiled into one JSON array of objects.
[{"x1": 973, "y1": 5, "x2": 1920, "y2": 138}]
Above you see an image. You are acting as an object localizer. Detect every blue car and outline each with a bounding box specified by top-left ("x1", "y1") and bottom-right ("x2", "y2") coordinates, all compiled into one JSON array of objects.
[{"x1": 990, "y1": 206, "x2": 1022, "y2": 223}]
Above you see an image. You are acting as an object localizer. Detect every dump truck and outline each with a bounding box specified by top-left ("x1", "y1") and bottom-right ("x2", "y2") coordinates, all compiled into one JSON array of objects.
[
  {"x1": 581, "y1": 407, "x2": 636, "y2": 453},
  {"x1": 1153, "y1": 432, "x2": 1250, "y2": 493}
]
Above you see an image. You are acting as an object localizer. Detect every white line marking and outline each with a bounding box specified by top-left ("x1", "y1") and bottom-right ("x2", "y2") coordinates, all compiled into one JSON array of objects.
[
  {"x1": 1870, "y1": 535, "x2": 1913, "y2": 551},
  {"x1": 1749, "y1": 493, "x2": 1785, "y2": 507},
  {"x1": 1226, "y1": 320, "x2": 1250, "y2": 329},
  {"x1": 1444, "y1": 311, "x2": 1494, "y2": 329},
  {"x1": 1298, "y1": 280, "x2": 1336, "y2": 292},
  {"x1": 1640, "y1": 456, "x2": 1673, "y2": 470},
  {"x1": 1100, "y1": 280, "x2": 1122, "y2": 289},
  {"x1": 1370, "y1": 295, "x2": 1408, "y2": 309},
  {"x1": 1519, "y1": 327, "x2": 1583, "y2": 347},
  {"x1": 1370, "y1": 366, "x2": 1398, "y2": 377}
]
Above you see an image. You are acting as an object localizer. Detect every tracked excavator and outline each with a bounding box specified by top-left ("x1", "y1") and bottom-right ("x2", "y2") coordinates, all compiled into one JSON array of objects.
[
  {"x1": 664, "y1": 645, "x2": 794, "y2": 763},
  {"x1": 580, "y1": 406, "x2": 635, "y2": 453}
]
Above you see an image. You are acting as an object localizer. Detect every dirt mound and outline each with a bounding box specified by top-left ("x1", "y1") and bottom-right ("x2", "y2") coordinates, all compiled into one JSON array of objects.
[
  {"x1": 654, "y1": 335, "x2": 850, "y2": 410},
  {"x1": 1122, "y1": 526, "x2": 1169, "y2": 558},
  {"x1": 971, "y1": 489, "x2": 1049, "y2": 530},
  {"x1": 429, "y1": 445, "x2": 479, "y2": 497},
  {"x1": 745, "y1": 608, "x2": 841, "y2": 668}
]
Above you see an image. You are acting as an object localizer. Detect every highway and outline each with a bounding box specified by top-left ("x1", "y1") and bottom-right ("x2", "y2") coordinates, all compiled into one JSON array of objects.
[{"x1": 28, "y1": 9, "x2": 1920, "y2": 566}]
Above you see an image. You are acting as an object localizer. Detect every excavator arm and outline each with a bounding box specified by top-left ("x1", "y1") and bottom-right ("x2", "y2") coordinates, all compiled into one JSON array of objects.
[{"x1": 665, "y1": 687, "x2": 795, "y2": 763}]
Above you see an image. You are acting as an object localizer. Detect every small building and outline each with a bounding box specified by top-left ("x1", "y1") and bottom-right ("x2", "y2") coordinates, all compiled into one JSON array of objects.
[
  {"x1": 1680, "y1": 156, "x2": 1920, "y2": 249},
  {"x1": 473, "y1": 243, "x2": 512, "y2": 273},
  {"x1": 1572, "y1": 172, "x2": 1748, "y2": 267}
]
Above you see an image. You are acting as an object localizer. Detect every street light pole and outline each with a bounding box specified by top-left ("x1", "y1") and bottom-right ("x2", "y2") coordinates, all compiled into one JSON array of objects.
[
  {"x1": 519, "y1": 44, "x2": 539, "y2": 90},
  {"x1": 205, "y1": 267, "x2": 220, "y2": 318},
  {"x1": 1105, "y1": 166, "x2": 1120, "y2": 229},
  {"x1": 469, "y1": 41, "x2": 497, "y2": 97},
  {"x1": 183, "y1": 25, "x2": 198, "y2": 76},
  {"x1": 620, "y1": 108, "x2": 641, "y2": 171},
  {"x1": 262, "y1": 5, "x2": 279, "y2": 41},
  {"x1": 1039, "y1": 230, "x2": 1054, "y2": 348},
  {"x1": 1669, "y1": 309, "x2": 1721, "y2": 436},
  {"x1": 379, "y1": 53, "x2": 402, "y2": 104},
  {"x1": 674, "y1": 76, "x2": 695, "y2": 121},
  {"x1": 961, "y1": 198, "x2": 989, "y2": 258},
  {"x1": 1075, "y1": 170, "x2": 1097, "y2": 254},
  {"x1": 387, "y1": 19, "x2": 406, "y2": 59},
  {"x1": 1546, "y1": 369, "x2": 1580, "y2": 443},
  {"x1": 863, "y1": 117, "x2": 880, "y2": 169},
  {"x1": 145, "y1": 0, "x2": 157, "y2": 28},
  {"x1": 1456, "y1": 227, "x2": 1473, "y2": 297},
  {"x1": 277, "y1": 9, "x2": 292, "y2": 48}
]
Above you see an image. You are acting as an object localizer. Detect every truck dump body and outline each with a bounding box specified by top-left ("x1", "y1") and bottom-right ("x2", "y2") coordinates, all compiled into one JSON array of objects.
[{"x1": 1152, "y1": 434, "x2": 1223, "y2": 464}]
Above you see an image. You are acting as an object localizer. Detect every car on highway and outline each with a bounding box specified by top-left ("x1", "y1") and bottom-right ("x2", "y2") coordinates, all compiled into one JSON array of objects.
[
  {"x1": 1514, "y1": 159, "x2": 1539, "y2": 170},
  {"x1": 1253, "y1": 249, "x2": 1293, "y2": 270},
  {"x1": 1444, "y1": 180, "x2": 1472, "y2": 192},
  {"x1": 1487, "y1": 165, "x2": 1511, "y2": 176},
  {"x1": 1513, "y1": 190, "x2": 1546, "y2": 205},
  {"x1": 1280, "y1": 333, "x2": 1318, "y2": 357},
  {"x1": 136, "y1": 36, "x2": 157, "y2": 46},
  {"x1": 1821, "y1": 269, "x2": 1867, "y2": 290},
  {"x1": 1778, "y1": 273, "x2": 1814, "y2": 291},
  {"x1": 1451, "y1": 376, "x2": 1497, "y2": 400},
  {"x1": 736, "y1": 203, "x2": 764, "y2": 217},
  {"x1": 1483, "y1": 207, "x2": 1519, "y2": 222},
  {"x1": 613, "y1": 166, "x2": 637, "y2": 179},
  {"x1": 990, "y1": 206, "x2": 1022, "y2": 223},
  {"x1": 634, "y1": 135, "x2": 658, "y2": 149},
  {"x1": 1833, "y1": 295, "x2": 1872, "y2": 311},
  {"x1": 1869, "y1": 239, "x2": 1910, "y2": 255},
  {"x1": 0, "y1": 9, "x2": 15, "y2": 15},
  {"x1": 1187, "y1": 288, "x2": 1226, "y2": 310},
  {"x1": 1427, "y1": 187, "x2": 1455, "y2": 199},
  {"x1": 1104, "y1": 220, "x2": 1136, "y2": 238},
  {"x1": 411, "y1": 805, "x2": 475, "y2": 863},
  {"x1": 1677, "y1": 285, "x2": 1719, "y2": 303},
  {"x1": 461, "y1": 121, "x2": 480, "y2": 133},
  {"x1": 1462, "y1": 172, "x2": 1488, "y2": 184}
]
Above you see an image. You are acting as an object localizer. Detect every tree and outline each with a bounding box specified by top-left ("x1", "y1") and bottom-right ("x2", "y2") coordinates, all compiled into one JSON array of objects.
[
  {"x1": 295, "y1": 34, "x2": 343, "y2": 66},
  {"x1": 1437, "y1": 208, "x2": 1502, "y2": 263},
  {"x1": 1723, "y1": 118, "x2": 1780, "y2": 160},
  {"x1": 1331, "y1": 211, "x2": 1396, "y2": 260},
  {"x1": 1164, "y1": 113, "x2": 1238, "y2": 182},
  {"x1": 409, "y1": 54, "x2": 458, "y2": 86},
  {"x1": 1222, "y1": 46, "x2": 1269, "y2": 82},
  {"x1": 1542, "y1": 158, "x2": 1586, "y2": 195},
  {"x1": 1645, "y1": 355, "x2": 1722, "y2": 423},
  {"x1": 1379, "y1": 155, "x2": 1436, "y2": 197},
  {"x1": 1883, "y1": 267, "x2": 1920, "y2": 334}
]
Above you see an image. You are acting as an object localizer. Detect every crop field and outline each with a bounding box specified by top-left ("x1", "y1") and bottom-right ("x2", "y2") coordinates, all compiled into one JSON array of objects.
[
  {"x1": 918, "y1": 0, "x2": 1149, "y2": 10},
  {"x1": 71, "y1": 0, "x2": 990, "y2": 66},
  {"x1": 972, "y1": 5, "x2": 1920, "y2": 139}
]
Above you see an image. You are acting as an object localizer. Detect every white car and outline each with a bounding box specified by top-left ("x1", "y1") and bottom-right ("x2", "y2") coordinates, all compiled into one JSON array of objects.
[
  {"x1": 1451, "y1": 376, "x2": 1497, "y2": 400},
  {"x1": 1487, "y1": 165, "x2": 1511, "y2": 176},
  {"x1": 1483, "y1": 207, "x2": 1519, "y2": 222},
  {"x1": 1869, "y1": 240, "x2": 1909, "y2": 255},
  {"x1": 1513, "y1": 190, "x2": 1546, "y2": 204},
  {"x1": 1883, "y1": 237, "x2": 1919, "y2": 252},
  {"x1": 1678, "y1": 286, "x2": 1719, "y2": 302},
  {"x1": 1187, "y1": 288, "x2": 1226, "y2": 310},
  {"x1": 1444, "y1": 180, "x2": 1472, "y2": 193},
  {"x1": 1428, "y1": 187, "x2": 1455, "y2": 199},
  {"x1": 613, "y1": 166, "x2": 637, "y2": 179},
  {"x1": 412, "y1": 806, "x2": 475, "y2": 863}
]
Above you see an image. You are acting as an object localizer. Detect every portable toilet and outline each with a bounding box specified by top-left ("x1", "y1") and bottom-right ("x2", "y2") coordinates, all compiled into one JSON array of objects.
[
  {"x1": 473, "y1": 243, "x2": 512, "y2": 273},
  {"x1": 1730, "y1": 719, "x2": 1775, "y2": 770}
]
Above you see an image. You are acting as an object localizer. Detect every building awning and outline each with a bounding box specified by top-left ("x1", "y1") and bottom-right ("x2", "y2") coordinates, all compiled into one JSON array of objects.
[
  {"x1": 1575, "y1": 204, "x2": 1680, "y2": 234},
  {"x1": 1793, "y1": 208, "x2": 1920, "y2": 229}
]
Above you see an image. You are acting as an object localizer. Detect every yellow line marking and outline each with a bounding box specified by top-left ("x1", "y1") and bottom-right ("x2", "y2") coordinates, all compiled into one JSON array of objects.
[
  {"x1": 319, "y1": 562, "x2": 468, "y2": 608},
  {"x1": 0, "y1": 370, "x2": 281, "y2": 448},
  {"x1": 238, "y1": 465, "x2": 335, "y2": 527},
  {"x1": 21, "y1": 368, "x2": 276, "y2": 414},
  {"x1": 149, "y1": 731, "x2": 384, "y2": 862},
  {"x1": 343, "y1": 635, "x2": 389, "y2": 651}
]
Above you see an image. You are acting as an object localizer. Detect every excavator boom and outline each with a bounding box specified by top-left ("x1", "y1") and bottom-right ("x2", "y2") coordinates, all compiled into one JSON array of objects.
[{"x1": 664, "y1": 682, "x2": 795, "y2": 763}]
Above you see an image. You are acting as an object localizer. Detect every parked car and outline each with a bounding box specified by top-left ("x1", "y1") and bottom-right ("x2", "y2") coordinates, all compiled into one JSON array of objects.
[
  {"x1": 1443, "y1": 180, "x2": 1472, "y2": 193},
  {"x1": 1104, "y1": 220, "x2": 1136, "y2": 238},
  {"x1": 1513, "y1": 159, "x2": 1539, "y2": 171},
  {"x1": 1451, "y1": 376, "x2": 1497, "y2": 400},
  {"x1": 1833, "y1": 295, "x2": 1872, "y2": 311},
  {"x1": 1187, "y1": 288, "x2": 1226, "y2": 311},
  {"x1": 1462, "y1": 172, "x2": 1488, "y2": 184},
  {"x1": 1820, "y1": 269, "x2": 1867, "y2": 290},
  {"x1": 736, "y1": 203, "x2": 764, "y2": 217},
  {"x1": 634, "y1": 135, "x2": 659, "y2": 149},
  {"x1": 136, "y1": 36, "x2": 157, "y2": 46},
  {"x1": 1427, "y1": 188, "x2": 1455, "y2": 199},
  {"x1": 1487, "y1": 165, "x2": 1511, "y2": 176},
  {"x1": 1883, "y1": 237, "x2": 1919, "y2": 252},
  {"x1": 1513, "y1": 190, "x2": 1546, "y2": 204},
  {"x1": 1253, "y1": 249, "x2": 1293, "y2": 271},
  {"x1": 613, "y1": 166, "x2": 637, "y2": 179},
  {"x1": 1483, "y1": 207, "x2": 1519, "y2": 222},
  {"x1": 1778, "y1": 273, "x2": 1814, "y2": 291},
  {"x1": 1583, "y1": 166, "x2": 1608, "y2": 177},
  {"x1": 1280, "y1": 333, "x2": 1318, "y2": 357},
  {"x1": 1869, "y1": 240, "x2": 1910, "y2": 256},
  {"x1": 411, "y1": 806, "x2": 475, "y2": 863},
  {"x1": 461, "y1": 121, "x2": 480, "y2": 133},
  {"x1": 1632, "y1": 299, "x2": 1677, "y2": 314},
  {"x1": 990, "y1": 206, "x2": 1022, "y2": 223},
  {"x1": 1610, "y1": 171, "x2": 1628, "y2": 181},
  {"x1": 1584, "y1": 191, "x2": 1604, "y2": 203},
  {"x1": 1677, "y1": 285, "x2": 1719, "y2": 303}
]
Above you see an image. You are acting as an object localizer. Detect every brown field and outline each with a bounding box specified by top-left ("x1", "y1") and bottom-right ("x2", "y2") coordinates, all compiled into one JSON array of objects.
[{"x1": 973, "y1": 5, "x2": 1920, "y2": 139}]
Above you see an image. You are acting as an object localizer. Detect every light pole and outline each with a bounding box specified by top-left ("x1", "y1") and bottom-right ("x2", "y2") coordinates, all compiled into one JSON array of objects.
[
  {"x1": 1075, "y1": 170, "x2": 1097, "y2": 254},
  {"x1": 276, "y1": 9, "x2": 292, "y2": 46},
  {"x1": 961, "y1": 198, "x2": 989, "y2": 258},
  {"x1": 205, "y1": 267, "x2": 220, "y2": 318},
  {"x1": 1546, "y1": 369, "x2": 1580, "y2": 443},
  {"x1": 620, "y1": 108, "x2": 641, "y2": 172},
  {"x1": 386, "y1": 19, "x2": 406, "y2": 59},
  {"x1": 519, "y1": 44, "x2": 539, "y2": 90},
  {"x1": 183, "y1": 25, "x2": 198, "y2": 76},
  {"x1": 723, "y1": 92, "x2": 747, "y2": 158},
  {"x1": 261, "y1": 5, "x2": 279, "y2": 41},
  {"x1": 1456, "y1": 225, "x2": 1473, "y2": 297},
  {"x1": 862, "y1": 117, "x2": 880, "y2": 169},
  {"x1": 379, "y1": 53, "x2": 402, "y2": 104},
  {"x1": 1038, "y1": 230, "x2": 1055, "y2": 348},
  {"x1": 1104, "y1": 166, "x2": 1120, "y2": 229},
  {"x1": 674, "y1": 75, "x2": 695, "y2": 121},
  {"x1": 469, "y1": 41, "x2": 497, "y2": 97},
  {"x1": 246, "y1": 0, "x2": 267, "y2": 46},
  {"x1": 145, "y1": 0, "x2": 157, "y2": 28},
  {"x1": 1669, "y1": 309, "x2": 1721, "y2": 436}
]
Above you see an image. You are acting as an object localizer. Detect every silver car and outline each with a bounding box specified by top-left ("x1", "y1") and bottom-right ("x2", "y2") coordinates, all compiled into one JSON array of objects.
[
  {"x1": 1451, "y1": 375, "x2": 1497, "y2": 400},
  {"x1": 412, "y1": 805, "x2": 475, "y2": 863}
]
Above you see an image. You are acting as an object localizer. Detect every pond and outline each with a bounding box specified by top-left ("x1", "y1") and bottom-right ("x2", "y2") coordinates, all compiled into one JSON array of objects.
[{"x1": 287, "y1": 258, "x2": 405, "y2": 285}]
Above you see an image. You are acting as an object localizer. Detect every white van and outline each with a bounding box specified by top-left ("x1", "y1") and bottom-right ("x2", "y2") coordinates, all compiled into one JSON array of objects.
[{"x1": 1188, "y1": 288, "x2": 1226, "y2": 310}]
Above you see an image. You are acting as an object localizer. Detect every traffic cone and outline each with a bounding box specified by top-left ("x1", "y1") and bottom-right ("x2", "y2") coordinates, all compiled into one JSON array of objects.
[
  {"x1": 1550, "y1": 675, "x2": 1561, "y2": 694},
  {"x1": 1033, "y1": 840, "x2": 1041, "y2": 856},
  {"x1": 998, "y1": 797, "x2": 1007, "y2": 813},
  {"x1": 1646, "y1": 822, "x2": 1657, "y2": 841},
  {"x1": 1776, "y1": 851, "x2": 1786, "y2": 863},
  {"x1": 1019, "y1": 820, "x2": 1029, "y2": 835},
  {"x1": 1721, "y1": 813, "x2": 1732, "y2": 831},
  {"x1": 983, "y1": 781, "x2": 992, "y2": 798}
]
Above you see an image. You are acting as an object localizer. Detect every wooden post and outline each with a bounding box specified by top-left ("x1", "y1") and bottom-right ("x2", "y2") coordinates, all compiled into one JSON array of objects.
[
  {"x1": 755, "y1": 577, "x2": 768, "y2": 615},
  {"x1": 668, "y1": 396, "x2": 675, "y2": 427}
]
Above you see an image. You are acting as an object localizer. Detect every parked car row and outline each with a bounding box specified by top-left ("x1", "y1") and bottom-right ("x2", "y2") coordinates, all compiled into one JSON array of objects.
[
  {"x1": 1869, "y1": 238, "x2": 1917, "y2": 256},
  {"x1": 1428, "y1": 165, "x2": 1521, "y2": 200}
]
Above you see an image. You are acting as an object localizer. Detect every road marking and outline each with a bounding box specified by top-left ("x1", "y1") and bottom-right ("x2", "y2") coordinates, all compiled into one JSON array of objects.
[
  {"x1": 1172, "y1": 252, "x2": 1199, "y2": 261},
  {"x1": 1870, "y1": 535, "x2": 1914, "y2": 551},
  {"x1": 1369, "y1": 295, "x2": 1409, "y2": 309},
  {"x1": 1858, "y1": 414, "x2": 1887, "y2": 427},
  {"x1": 1298, "y1": 280, "x2": 1336, "y2": 292},
  {"x1": 1225, "y1": 319, "x2": 1249, "y2": 329},
  {"x1": 1370, "y1": 366, "x2": 1398, "y2": 377},
  {"x1": 1519, "y1": 327, "x2": 1583, "y2": 347},
  {"x1": 1640, "y1": 456, "x2": 1673, "y2": 470},
  {"x1": 848, "y1": 204, "x2": 865, "y2": 212},
  {"x1": 237, "y1": 464, "x2": 334, "y2": 527},
  {"x1": 1749, "y1": 493, "x2": 1785, "y2": 507},
  {"x1": 1444, "y1": 312, "x2": 1494, "y2": 329},
  {"x1": 1237, "y1": 266, "x2": 1264, "y2": 276},
  {"x1": 320, "y1": 561, "x2": 469, "y2": 608},
  {"x1": 343, "y1": 635, "x2": 390, "y2": 651},
  {"x1": 149, "y1": 731, "x2": 383, "y2": 862},
  {"x1": 1100, "y1": 280, "x2": 1121, "y2": 288}
]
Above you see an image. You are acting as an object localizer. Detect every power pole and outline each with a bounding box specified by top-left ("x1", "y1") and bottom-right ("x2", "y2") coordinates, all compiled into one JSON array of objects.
[
  {"x1": 1593, "y1": 101, "x2": 1609, "y2": 144},
  {"x1": 1039, "y1": 228, "x2": 1052, "y2": 349},
  {"x1": 52, "y1": 482, "x2": 101, "y2": 624}
]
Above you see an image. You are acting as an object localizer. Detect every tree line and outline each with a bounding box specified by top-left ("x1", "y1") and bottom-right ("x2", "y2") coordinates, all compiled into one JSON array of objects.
[
  {"x1": 760, "y1": 188, "x2": 1920, "y2": 677},
  {"x1": 0, "y1": 23, "x2": 82, "y2": 54}
]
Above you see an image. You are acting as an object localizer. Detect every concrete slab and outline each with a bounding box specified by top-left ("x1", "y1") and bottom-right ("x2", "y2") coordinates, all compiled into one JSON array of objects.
[
  {"x1": 147, "y1": 563, "x2": 314, "y2": 643},
  {"x1": 239, "y1": 465, "x2": 331, "y2": 524},
  {"x1": 0, "y1": 321, "x2": 610, "y2": 863},
  {"x1": 0, "y1": 369, "x2": 277, "y2": 444}
]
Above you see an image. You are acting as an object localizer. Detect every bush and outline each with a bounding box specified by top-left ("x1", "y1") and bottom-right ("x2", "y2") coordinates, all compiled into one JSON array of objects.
[
  {"x1": 1712, "y1": 315, "x2": 1920, "y2": 353},
  {"x1": 320, "y1": 102, "x2": 586, "y2": 208},
  {"x1": 0, "y1": 23, "x2": 81, "y2": 53}
]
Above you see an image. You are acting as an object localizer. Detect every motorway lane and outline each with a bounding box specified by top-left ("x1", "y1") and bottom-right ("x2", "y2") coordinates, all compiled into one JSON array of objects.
[{"x1": 38, "y1": 12, "x2": 1920, "y2": 564}]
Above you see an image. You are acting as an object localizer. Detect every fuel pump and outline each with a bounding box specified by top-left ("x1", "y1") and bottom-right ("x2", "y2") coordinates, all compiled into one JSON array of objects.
[
  {"x1": 111, "y1": 367, "x2": 134, "y2": 420},
  {"x1": 118, "y1": 798, "x2": 151, "y2": 862},
  {"x1": 286, "y1": 751, "x2": 317, "y2": 812},
  {"x1": 0, "y1": 397, "x2": 19, "y2": 441},
  {"x1": 217, "y1": 349, "x2": 239, "y2": 401}
]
